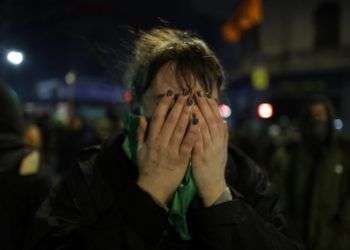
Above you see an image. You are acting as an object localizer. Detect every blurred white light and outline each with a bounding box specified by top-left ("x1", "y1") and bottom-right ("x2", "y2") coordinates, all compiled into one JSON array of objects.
[
  {"x1": 219, "y1": 104, "x2": 232, "y2": 118},
  {"x1": 7, "y1": 51, "x2": 24, "y2": 65},
  {"x1": 334, "y1": 119, "x2": 343, "y2": 130},
  {"x1": 258, "y1": 103, "x2": 273, "y2": 119},
  {"x1": 65, "y1": 71, "x2": 77, "y2": 85},
  {"x1": 334, "y1": 164, "x2": 344, "y2": 174},
  {"x1": 268, "y1": 124, "x2": 281, "y2": 137}
]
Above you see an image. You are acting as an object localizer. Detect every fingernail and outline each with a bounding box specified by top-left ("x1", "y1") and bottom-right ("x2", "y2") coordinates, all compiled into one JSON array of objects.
[
  {"x1": 187, "y1": 96, "x2": 194, "y2": 106},
  {"x1": 192, "y1": 114, "x2": 199, "y2": 125},
  {"x1": 167, "y1": 89, "x2": 173, "y2": 96},
  {"x1": 196, "y1": 91, "x2": 202, "y2": 97},
  {"x1": 173, "y1": 93, "x2": 179, "y2": 101},
  {"x1": 183, "y1": 89, "x2": 190, "y2": 96}
]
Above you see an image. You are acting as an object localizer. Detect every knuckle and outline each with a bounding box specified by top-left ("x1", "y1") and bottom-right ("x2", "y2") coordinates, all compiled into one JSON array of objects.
[
  {"x1": 210, "y1": 120, "x2": 219, "y2": 129},
  {"x1": 151, "y1": 141, "x2": 161, "y2": 151},
  {"x1": 168, "y1": 144, "x2": 176, "y2": 152},
  {"x1": 208, "y1": 116, "x2": 216, "y2": 123},
  {"x1": 176, "y1": 123, "x2": 187, "y2": 132},
  {"x1": 182, "y1": 108, "x2": 189, "y2": 116},
  {"x1": 167, "y1": 114, "x2": 177, "y2": 124},
  {"x1": 172, "y1": 133, "x2": 182, "y2": 143},
  {"x1": 214, "y1": 118, "x2": 221, "y2": 125},
  {"x1": 152, "y1": 113, "x2": 160, "y2": 122},
  {"x1": 160, "y1": 95, "x2": 170, "y2": 104}
]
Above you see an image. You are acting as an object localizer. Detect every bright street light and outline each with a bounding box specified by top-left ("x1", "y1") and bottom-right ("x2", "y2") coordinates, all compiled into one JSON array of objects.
[{"x1": 6, "y1": 50, "x2": 24, "y2": 65}]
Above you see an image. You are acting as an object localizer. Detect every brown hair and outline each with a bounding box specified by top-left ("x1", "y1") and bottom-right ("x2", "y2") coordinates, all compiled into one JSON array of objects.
[{"x1": 124, "y1": 28, "x2": 225, "y2": 104}]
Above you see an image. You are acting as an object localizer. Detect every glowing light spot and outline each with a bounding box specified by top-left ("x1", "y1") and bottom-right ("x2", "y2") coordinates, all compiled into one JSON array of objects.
[
  {"x1": 334, "y1": 119, "x2": 343, "y2": 130},
  {"x1": 7, "y1": 51, "x2": 24, "y2": 65},
  {"x1": 65, "y1": 71, "x2": 77, "y2": 85},
  {"x1": 258, "y1": 103, "x2": 273, "y2": 119},
  {"x1": 123, "y1": 90, "x2": 133, "y2": 103},
  {"x1": 219, "y1": 104, "x2": 232, "y2": 118}
]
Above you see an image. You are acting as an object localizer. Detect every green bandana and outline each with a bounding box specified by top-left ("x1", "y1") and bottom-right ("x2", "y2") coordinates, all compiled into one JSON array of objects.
[{"x1": 122, "y1": 113, "x2": 197, "y2": 240}]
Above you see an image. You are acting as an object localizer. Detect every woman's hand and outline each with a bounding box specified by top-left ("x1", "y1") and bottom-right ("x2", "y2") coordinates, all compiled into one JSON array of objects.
[
  {"x1": 137, "y1": 91, "x2": 199, "y2": 205},
  {"x1": 192, "y1": 92, "x2": 229, "y2": 207}
]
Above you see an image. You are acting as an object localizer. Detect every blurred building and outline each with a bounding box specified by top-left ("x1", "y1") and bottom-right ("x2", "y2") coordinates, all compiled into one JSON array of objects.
[{"x1": 228, "y1": 0, "x2": 350, "y2": 135}]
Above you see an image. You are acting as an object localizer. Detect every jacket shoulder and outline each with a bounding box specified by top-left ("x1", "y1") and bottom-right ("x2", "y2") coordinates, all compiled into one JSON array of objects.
[{"x1": 228, "y1": 144, "x2": 268, "y2": 199}]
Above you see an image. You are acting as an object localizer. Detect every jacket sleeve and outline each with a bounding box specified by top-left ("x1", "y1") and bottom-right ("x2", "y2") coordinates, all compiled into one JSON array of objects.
[
  {"x1": 190, "y1": 193, "x2": 303, "y2": 250},
  {"x1": 189, "y1": 145, "x2": 304, "y2": 250},
  {"x1": 25, "y1": 161, "x2": 169, "y2": 250}
]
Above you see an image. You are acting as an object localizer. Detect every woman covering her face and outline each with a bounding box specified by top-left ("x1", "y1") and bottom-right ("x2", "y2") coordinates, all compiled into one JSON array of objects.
[{"x1": 25, "y1": 28, "x2": 303, "y2": 250}]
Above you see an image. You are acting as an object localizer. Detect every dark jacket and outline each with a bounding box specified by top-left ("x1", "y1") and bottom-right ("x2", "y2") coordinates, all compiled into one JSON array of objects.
[
  {"x1": 270, "y1": 142, "x2": 350, "y2": 250},
  {"x1": 0, "y1": 155, "x2": 49, "y2": 250},
  {"x1": 270, "y1": 96, "x2": 350, "y2": 250},
  {"x1": 26, "y1": 133, "x2": 303, "y2": 250}
]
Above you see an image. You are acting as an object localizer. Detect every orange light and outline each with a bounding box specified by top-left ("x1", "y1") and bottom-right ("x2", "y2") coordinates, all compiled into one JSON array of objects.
[{"x1": 221, "y1": 0, "x2": 263, "y2": 43}]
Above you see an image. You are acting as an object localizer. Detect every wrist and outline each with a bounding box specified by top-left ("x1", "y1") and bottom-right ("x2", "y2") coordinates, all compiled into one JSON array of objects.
[
  {"x1": 137, "y1": 178, "x2": 172, "y2": 205},
  {"x1": 199, "y1": 181, "x2": 228, "y2": 207},
  {"x1": 213, "y1": 186, "x2": 233, "y2": 205}
]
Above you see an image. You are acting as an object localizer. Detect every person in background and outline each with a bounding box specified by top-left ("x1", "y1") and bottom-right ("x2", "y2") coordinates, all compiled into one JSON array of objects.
[
  {"x1": 270, "y1": 95, "x2": 350, "y2": 250},
  {"x1": 26, "y1": 28, "x2": 303, "y2": 250},
  {"x1": 35, "y1": 112, "x2": 54, "y2": 168},
  {"x1": 24, "y1": 122, "x2": 43, "y2": 150},
  {"x1": 0, "y1": 81, "x2": 50, "y2": 250}
]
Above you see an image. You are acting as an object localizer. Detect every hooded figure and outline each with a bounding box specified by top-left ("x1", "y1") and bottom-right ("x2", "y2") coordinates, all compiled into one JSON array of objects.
[
  {"x1": 0, "y1": 81, "x2": 50, "y2": 250},
  {"x1": 270, "y1": 96, "x2": 350, "y2": 250}
]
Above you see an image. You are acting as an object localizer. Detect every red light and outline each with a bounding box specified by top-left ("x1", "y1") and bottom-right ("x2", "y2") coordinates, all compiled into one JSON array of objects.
[
  {"x1": 257, "y1": 103, "x2": 273, "y2": 119},
  {"x1": 122, "y1": 90, "x2": 133, "y2": 103},
  {"x1": 219, "y1": 104, "x2": 232, "y2": 118}
]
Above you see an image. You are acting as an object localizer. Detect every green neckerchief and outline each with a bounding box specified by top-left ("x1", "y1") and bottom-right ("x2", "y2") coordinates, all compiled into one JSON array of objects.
[{"x1": 122, "y1": 112, "x2": 197, "y2": 240}]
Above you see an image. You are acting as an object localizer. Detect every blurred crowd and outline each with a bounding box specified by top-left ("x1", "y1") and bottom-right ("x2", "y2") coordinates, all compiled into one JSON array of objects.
[
  {"x1": 1, "y1": 79, "x2": 349, "y2": 250},
  {"x1": 0, "y1": 82, "x2": 124, "y2": 249}
]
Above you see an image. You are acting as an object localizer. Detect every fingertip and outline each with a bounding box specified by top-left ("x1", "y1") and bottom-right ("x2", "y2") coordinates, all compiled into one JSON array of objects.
[
  {"x1": 138, "y1": 115, "x2": 146, "y2": 127},
  {"x1": 137, "y1": 116, "x2": 147, "y2": 143},
  {"x1": 224, "y1": 120, "x2": 229, "y2": 130}
]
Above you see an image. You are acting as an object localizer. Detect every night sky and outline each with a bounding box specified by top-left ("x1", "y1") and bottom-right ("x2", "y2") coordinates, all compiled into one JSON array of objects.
[{"x1": 0, "y1": 0, "x2": 240, "y2": 96}]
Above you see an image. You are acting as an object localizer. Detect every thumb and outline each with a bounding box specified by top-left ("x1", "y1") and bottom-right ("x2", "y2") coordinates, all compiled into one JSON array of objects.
[{"x1": 137, "y1": 115, "x2": 147, "y2": 145}]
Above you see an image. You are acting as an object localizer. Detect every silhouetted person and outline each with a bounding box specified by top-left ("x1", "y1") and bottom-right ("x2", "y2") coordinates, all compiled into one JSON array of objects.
[
  {"x1": 271, "y1": 96, "x2": 350, "y2": 250},
  {"x1": 0, "y1": 82, "x2": 50, "y2": 250}
]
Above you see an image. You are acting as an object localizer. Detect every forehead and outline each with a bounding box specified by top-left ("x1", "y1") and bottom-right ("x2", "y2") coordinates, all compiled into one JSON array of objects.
[{"x1": 151, "y1": 63, "x2": 209, "y2": 93}]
